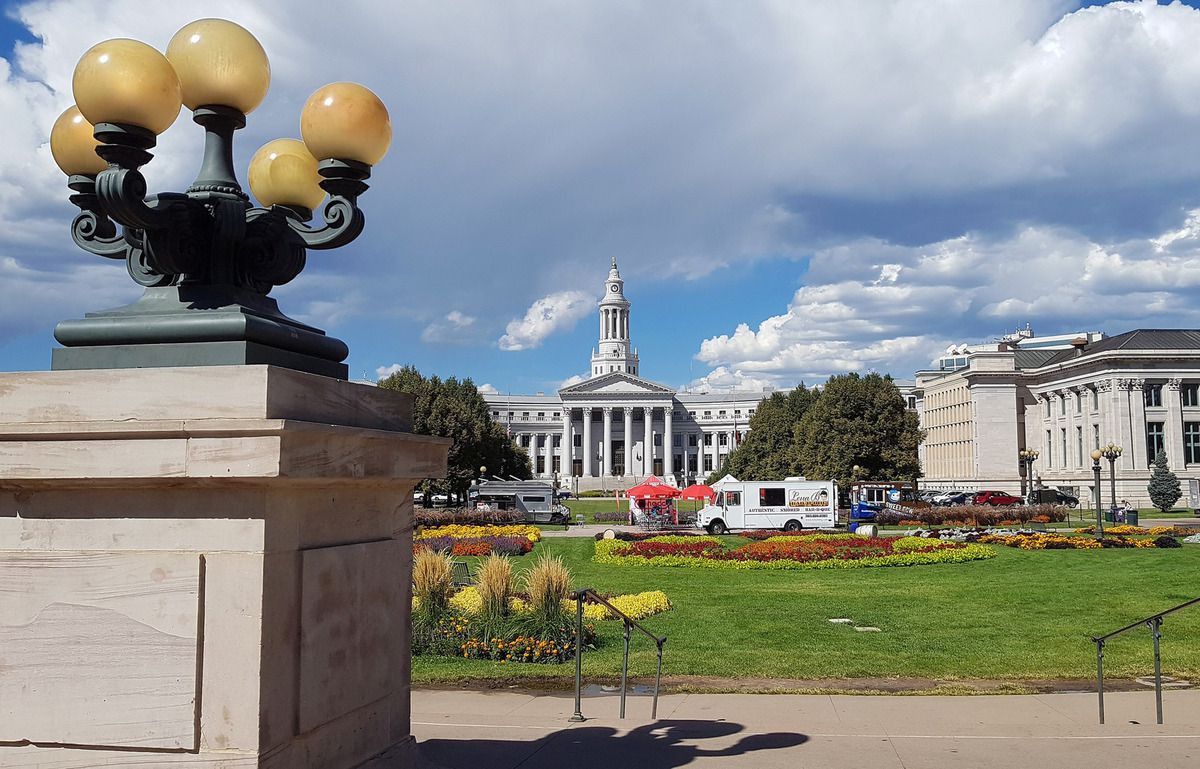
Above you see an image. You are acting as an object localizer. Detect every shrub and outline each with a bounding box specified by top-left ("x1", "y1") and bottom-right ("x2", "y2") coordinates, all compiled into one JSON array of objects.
[
  {"x1": 593, "y1": 512, "x2": 630, "y2": 523},
  {"x1": 414, "y1": 535, "x2": 533, "y2": 557},
  {"x1": 476, "y1": 555, "x2": 515, "y2": 620},
  {"x1": 870, "y1": 504, "x2": 1068, "y2": 527},
  {"x1": 415, "y1": 508, "x2": 523, "y2": 526},
  {"x1": 1154, "y1": 535, "x2": 1183, "y2": 549}
]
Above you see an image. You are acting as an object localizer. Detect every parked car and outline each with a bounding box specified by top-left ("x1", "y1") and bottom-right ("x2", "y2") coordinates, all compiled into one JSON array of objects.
[
  {"x1": 937, "y1": 491, "x2": 974, "y2": 506},
  {"x1": 973, "y1": 490, "x2": 1022, "y2": 506},
  {"x1": 1050, "y1": 489, "x2": 1079, "y2": 508},
  {"x1": 556, "y1": 489, "x2": 573, "y2": 499}
]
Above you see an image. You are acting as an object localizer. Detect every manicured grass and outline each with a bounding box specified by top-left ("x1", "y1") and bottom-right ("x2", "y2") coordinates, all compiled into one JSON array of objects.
[{"x1": 412, "y1": 537, "x2": 1200, "y2": 684}]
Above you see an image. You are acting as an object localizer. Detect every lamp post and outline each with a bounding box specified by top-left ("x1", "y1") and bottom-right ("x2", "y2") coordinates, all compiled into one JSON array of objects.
[
  {"x1": 1018, "y1": 449, "x2": 1039, "y2": 501},
  {"x1": 1090, "y1": 450, "x2": 1104, "y2": 540},
  {"x1": 1099, "y1": 444, "x2": 1123, "y2": 531},
  {"x1": 49, "y1": 20, "x2": 391, "y2": 379}
]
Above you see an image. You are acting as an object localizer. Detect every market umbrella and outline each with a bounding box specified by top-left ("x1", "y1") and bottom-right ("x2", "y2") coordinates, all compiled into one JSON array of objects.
[
  {"x1": 680, "y1": 483, "x2": 716, "y2": 501},
  {"x1": 626, "y1": 476, "x2": 681, "y2": 525}
]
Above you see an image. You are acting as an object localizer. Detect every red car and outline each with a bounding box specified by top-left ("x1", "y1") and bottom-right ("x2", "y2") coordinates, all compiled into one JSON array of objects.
[{"x1": 973, "y1": 490, "x2": 1022, "y2": 506}]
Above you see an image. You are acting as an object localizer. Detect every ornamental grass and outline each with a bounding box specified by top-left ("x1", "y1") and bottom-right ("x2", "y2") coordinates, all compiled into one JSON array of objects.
[
  {"x1": 522, "y1": 553, "x2": 574, "y2": 640},
  {"x1": 475, "y1": 555, "x2": 515, "y2": 621},
  {"x1": 412, "y1": 547, "x2": 454, "y2": 613}
]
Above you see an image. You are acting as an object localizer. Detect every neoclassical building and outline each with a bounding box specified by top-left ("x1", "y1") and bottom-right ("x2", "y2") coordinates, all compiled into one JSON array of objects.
[
  {"x1": 915, "y1": 329, "x2": 1200, "y2": 507},
  {"x1": 483, "y1": 260, "x2": 767, "y2": 490}
]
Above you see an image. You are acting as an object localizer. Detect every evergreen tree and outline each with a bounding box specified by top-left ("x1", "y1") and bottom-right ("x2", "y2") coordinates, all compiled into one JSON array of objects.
[
  {"x1": 379, "y1": 366, "x2": 531, "y2": 502},
  {"x1": 1147, "y1": 450, "x2": 1182, "y2": 513},
  {"x1": 792, "y1": 372, "x2": 922, "y2": 486}
]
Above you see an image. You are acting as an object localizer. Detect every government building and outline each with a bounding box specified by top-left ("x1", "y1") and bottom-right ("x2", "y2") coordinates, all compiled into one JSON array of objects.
[
  {"x1": 483, "y1": 260, "x2": 767, "y2": 491},
  {"x1": 915, "y1": 327, "x2": 1200, "y2": 509}
]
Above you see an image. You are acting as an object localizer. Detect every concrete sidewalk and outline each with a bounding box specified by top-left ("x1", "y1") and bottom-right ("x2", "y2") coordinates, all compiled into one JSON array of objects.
[{"x1": 412, "y1": 687, "x2": 1200, "y2": 768}]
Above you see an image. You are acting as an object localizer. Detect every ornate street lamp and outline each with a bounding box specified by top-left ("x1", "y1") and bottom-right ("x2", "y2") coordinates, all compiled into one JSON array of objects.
[
  {"x1": 49, "y1": 19, "x2": 391, "y2": 379},
  {"x1": 1090, "y1": 449, "x2": 1104, "y2": 540},
  {"x1": 1099, "y1": 444, "x2": 1123, "y2": 529},
  {"x1": 1018, "y1": 449, "x2": 1039, "y2": 500}
]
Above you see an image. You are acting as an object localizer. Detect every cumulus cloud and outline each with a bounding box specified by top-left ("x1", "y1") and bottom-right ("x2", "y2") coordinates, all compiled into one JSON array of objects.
[
  {"x1": 559, "y1": 374, "x2": 588, "y2": 389},
  {"x1": 375, "y1": 363, "x2": 405, "y2": 379},
  {"x1": 695, "y1": 208, "x2": 1200, "y2": 386},
  {"x1": 421, "y1": 310, "x2": 482, "y2": 345},
  {"x1": 686, "y1": 366, "x2": 778, "y2": 394},
  {"x1": 498, "y1": 291, "x2": 592, "y2": 351},
  {"x1": 477, "y1": 382, "x2": 499, "y2": 395}
]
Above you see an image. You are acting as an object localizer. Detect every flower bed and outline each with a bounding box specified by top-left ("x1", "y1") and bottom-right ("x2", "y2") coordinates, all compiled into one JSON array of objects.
[
  {"x1": 1073, "y1": 525, "x2": 1200, "y2": 536},
  {"x1": 979, "y1": 533, "x2": 1164, "y2": 550},
  {"x1": 739, "y1": 529, "x2": 844, "y2": 540},
  {"x1": 594, "y1": 534, "x2": 995, "y2": 570},
  {"x1": 416, "y1": 535, "x2": 532, "y2": 556},
  {"x1": 423, "y1": 586, "x2": 673, "y2": 622},
  {"x1": 417, "y1": 524, "x2": 542, "y2": 544}
]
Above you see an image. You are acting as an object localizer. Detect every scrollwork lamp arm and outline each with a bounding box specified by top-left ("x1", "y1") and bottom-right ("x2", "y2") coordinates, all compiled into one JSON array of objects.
[{"x1": 282, "y1": 159, "x2": 370, "y2": 250}]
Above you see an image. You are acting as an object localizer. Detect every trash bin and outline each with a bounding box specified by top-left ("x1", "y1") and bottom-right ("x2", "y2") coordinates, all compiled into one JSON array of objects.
[
  {"x1": 1126, "y1": 510, "x2": 1139, "y2": 526},
  {"x1": 1104, "y1": 509, "x2": 1115, "y2": 523}
]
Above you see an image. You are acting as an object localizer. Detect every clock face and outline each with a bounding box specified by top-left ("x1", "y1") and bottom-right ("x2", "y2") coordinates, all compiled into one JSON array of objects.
[{"x1": 609, "y1": 284, "x2": 619, "y2": 292}]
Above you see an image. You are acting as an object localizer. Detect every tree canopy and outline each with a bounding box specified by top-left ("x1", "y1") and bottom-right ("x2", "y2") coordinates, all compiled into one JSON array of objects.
[
  {"x1": 378, "y1": 366, "x2": 530, "y2": 497},
  {"x1": 1147, "y1": 450, "x2": 1182, "y2": 513},
  {"x1": 709, "y1": 374, "x2": 921, "y2": 485}
]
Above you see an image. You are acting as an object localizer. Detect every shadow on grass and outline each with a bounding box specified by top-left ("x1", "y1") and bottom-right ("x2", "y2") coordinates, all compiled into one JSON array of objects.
[{"x1": 418, "y1": 719, "x2": 808, "y2": 768}]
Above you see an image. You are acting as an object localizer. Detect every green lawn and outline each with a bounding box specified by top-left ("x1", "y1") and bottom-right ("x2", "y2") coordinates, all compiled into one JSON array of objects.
[{"x1": 413, "y1": 537, "x2": 1200, "y2": 685}]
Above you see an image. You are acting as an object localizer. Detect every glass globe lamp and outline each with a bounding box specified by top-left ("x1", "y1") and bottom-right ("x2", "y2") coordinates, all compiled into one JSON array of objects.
[
  {"x1": 248, "y1": 138, "x2": 325, "y2": 210},
  {"x1": 50, "y1": 105, "x2": 107, "y2": 176},
  {"x1": 300, "y1": 82, "x2": 391, "y2": 166},
  {"x1": 166, "y1": 19, "x2": 271, "y2": 114},
  {"x1": 72, "y1": 38, "x2": 182, "y2": 135}
]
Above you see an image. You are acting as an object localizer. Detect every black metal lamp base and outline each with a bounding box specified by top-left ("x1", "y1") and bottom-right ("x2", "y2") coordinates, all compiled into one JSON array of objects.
[{"x1": 52, "y1": 285, "x2": 350, "y2": 380}]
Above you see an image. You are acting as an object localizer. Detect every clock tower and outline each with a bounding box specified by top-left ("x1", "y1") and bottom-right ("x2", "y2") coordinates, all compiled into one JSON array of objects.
[{"x1": 590, "y1": 258, "x2": 639, "y2": 377}]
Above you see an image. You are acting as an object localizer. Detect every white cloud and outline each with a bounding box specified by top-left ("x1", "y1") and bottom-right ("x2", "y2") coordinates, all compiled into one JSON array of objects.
[
  {"x1": 559, "y1": 374, "x2": 587, "y2": 388},
  {"x1": 498, "y1": 290, "x2": 592, "y2": 351},
  {"x1": 696, "y1": 207, "x2": 1200, "y2": 385},
  {"x1": 375, "y1": 363, "x2": 406, "y2": 379},
  {"x1": 686, "y1": 366, "x2": 778, "y2": 394},
  {"x1": 421, "y1": 310, "x2": 481, "y2": 345},
  {"x1": 477, "y1": 382, "x2": 498, "y2": 395}
]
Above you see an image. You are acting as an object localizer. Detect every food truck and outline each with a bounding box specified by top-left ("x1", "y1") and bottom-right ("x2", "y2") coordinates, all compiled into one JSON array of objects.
[
  {"x1": 696, "y1": 478, "x2": 838, "y2": 534},
  {"x1": 467, "y1": 480, "x2": 569, "y2": 524}
]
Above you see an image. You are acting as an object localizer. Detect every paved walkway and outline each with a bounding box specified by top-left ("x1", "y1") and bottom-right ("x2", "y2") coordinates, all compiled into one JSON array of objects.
[{"x1": 411, "y1": 688, "x2": 1200, "y2": 768}]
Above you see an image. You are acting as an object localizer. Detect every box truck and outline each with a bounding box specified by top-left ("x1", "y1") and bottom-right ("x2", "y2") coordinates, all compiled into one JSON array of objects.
[{"x1": 696, "y1": 478, "x2": 838, "y2": 534}]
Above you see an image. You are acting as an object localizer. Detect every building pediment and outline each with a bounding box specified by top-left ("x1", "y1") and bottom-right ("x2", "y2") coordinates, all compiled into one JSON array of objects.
[{"x1": 559, "y1": 371, "x2": 676, "y2": 398}]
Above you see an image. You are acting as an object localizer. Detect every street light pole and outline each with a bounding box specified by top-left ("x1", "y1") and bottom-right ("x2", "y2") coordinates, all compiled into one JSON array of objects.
[
  {"x1": 1098, "y1": 444, "x2": 1123, "y2": 538},
  {"x1": 1018, "y1": 449, "x2": 1039, "y2": 501},
  {"x1": 1090, "y1": 450, "x2": 1103, "y2": 541}
]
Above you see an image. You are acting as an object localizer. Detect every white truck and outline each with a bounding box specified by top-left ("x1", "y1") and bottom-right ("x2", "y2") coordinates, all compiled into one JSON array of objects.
[{"x1": 697, "y1": 478, "x2": 838, "y2": 534}]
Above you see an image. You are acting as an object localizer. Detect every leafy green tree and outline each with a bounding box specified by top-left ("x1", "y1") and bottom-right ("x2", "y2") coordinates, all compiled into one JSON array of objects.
[
  {"x1": 379, "y1": 366, "x2": 530, "y2": 502},
  {"x1": 713, "y1": 386, "x2": 817, "y2": 482},
  {"x1": 792, "y1": 373, "x2": 922, "y2": 486},
  {"x1": 1147, "y1": 450, "x2": 1182, "y2": 513}
]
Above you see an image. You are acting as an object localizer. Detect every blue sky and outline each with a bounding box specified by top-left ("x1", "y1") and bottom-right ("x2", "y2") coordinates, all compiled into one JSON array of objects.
[{"x1": 7, "y1": 1, "x2": 1200, "y2": 393}]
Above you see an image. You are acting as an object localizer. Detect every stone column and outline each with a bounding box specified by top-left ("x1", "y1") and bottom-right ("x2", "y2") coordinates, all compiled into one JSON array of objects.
[
  {"x1": 664, "y1": 406, "x2": 674, "y2": 480},
  {"x1": 543, "y1": 432, "x2": 552, "y2": 477},
  {"x1": 1065, "y1": 389, "x2": 1078, "y2": 471},
  {"x1": 623, "y1": 407, "x2": 633, "y2": 477},
  {"x1": 582, "y1": 407, "x2": 594, "y2": 478},
  {"x1": 1126, "y1": 378, "x2": 1147, "y2": 470},
  {"x1": 602, "y1": 407, "x2": 613, "y2": 478},
  {"x1": 0, "y1": 366, "x2": 449, "y2": 769},
  {"x1": 1167, "y1": 378, "x2": 1186, "y2": 469},
  {"x1": 561, "y1": 410, "x2": 572, "y2": 478},
  {"x1": 643, "y1": 406, "x2": 654, "y2": 476}
]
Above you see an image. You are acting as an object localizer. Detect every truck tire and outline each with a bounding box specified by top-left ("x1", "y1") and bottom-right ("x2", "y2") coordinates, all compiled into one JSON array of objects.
[
  {"x1": 784, "y1": 519, "x2": 802, "y2": 532},
  {"x1": 708, "y1": 520, "x2": 728, "y2": 535}
]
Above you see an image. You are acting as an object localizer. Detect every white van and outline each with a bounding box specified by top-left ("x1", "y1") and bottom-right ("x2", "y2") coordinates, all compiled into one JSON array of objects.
[{"x1": 697, "y1": 479, "x2": 838, "y2": 534}]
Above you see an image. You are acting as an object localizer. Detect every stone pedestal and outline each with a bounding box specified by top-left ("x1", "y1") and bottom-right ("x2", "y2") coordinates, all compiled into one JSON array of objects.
[{"x1": 0, "y1": 366, "x2": 448, "y2": 769}]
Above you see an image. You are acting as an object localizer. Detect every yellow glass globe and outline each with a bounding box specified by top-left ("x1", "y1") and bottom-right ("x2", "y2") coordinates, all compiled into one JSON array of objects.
[
  {"x1": 166, "y1": 19, "x2": 271, "y2": 113},
  {"x1": 50, "y1": 105, "x2": 106, "y2": 176},
  {"x1": 248, "y1": 138, "x2": 325, "y2": 210},
  {"x1": 72, "y1": 38, "x2": 182, "y2": 135},
  {"x1": 300, "y1": 82, "x2": 391, "y2": 166}
]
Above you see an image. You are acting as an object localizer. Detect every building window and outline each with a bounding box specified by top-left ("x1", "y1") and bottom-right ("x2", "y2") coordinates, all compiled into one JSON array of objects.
[
  {"x1": 1044, "y1": 399, "x2": 1050, "y2": 418},
  {"x1": 573, "y1": 434, "x2": 582, "y2": 447},
  {"x1": 1185, "y1": 385, "x2": 1200, "y2": 408},
  {"x1": 1146, "y1": 422, "x2": 1165, "y2": 464},
  {"x1": 704, "y1": 434, "x2": 712, "y2": 446},
  {"x1": 552, "y1": 456, "x2": 561, "y2": 472},
  {"x1": 734, "y1": 410, "x2": 742, "y2": 417},
  {"x1": 1145, "y1": 385, "x2": 1163, "y2": 408},
  {"x1": 520, "y1": 435, "x2": 530, "y2": 448},
  {"x1": 553, "y1": 412, "x2": 560, "y2": 418},
  {"x1": 1076, "y1": 426, "x2": 1083, "y2": 466},
  {"x1": 1075, "y1": 393, "x2": 1082, "y2": 413},
  {"x1": 1046, "y1": 430, "x2": 1052, "y2": 467},
  {"x1": 718, "y1": 410, "x2": 727, "y2": 417},
  {"x1": 1093, "y1": 424, "x2": 1100, "y2": 450},
  {"x1": 759, "y1": 487, "x2": 786, "y2": 506},
  {"x1": 522, "y1": 411, "x2": 529, "y2": 418},
  {"x1": 703, "y1": 455, "x2": 713, "y2": 472},
  {"x1": 703, "y1": 410, "x2": 711, "y2": 418},
  {"x1": 1060, "y1": 397, "x2": 1065, "y2": 416},
  {"x1": 749, "y1": 408, "x2": 756, "y2": 416},
  {"x1": 719, "y1": 434, "x2": 728, "y2": 446},
  {"x1": 653, "y1": 434, "x2": 662, "y2": 446},
  {"x1": 1186, "y1": 422, "x2": 1200, "y2": 464},
  {"x1": 673, "y1": 433, "x2": 681, "y2": 446},
  {"x1": 492, "y1": 410, "x2": 499, "y2": 416},
  {"x1": 688, "y1": 434, "x2": 698, "y2": 447},
  {"x1": 1061, "y1": 429, "x2": 1067, "y2": 466}
]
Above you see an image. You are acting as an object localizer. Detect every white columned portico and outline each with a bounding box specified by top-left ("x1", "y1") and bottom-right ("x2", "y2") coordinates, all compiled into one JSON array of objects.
[
  {"x1": 561, "y1": 410, "x2": 571, "y2": 478},
  {"x1": 582, "y1": 407, "x2": 594, "y2": 477},
  {"x1": 602, "y1": 406, "x2": 613, "y2": 477},
  {"x1": 663, "y1": 406, "x2": 673, "y2": 479},
  {"x1": 643, "y1": 406, "x2": 653, "y2": 476},
  {"x1": 623, "y1": 407, "x2": 634, "y2": 476},
  {"x1": 1167, "y1": 378, "x2": 1186, "y2": 469}
]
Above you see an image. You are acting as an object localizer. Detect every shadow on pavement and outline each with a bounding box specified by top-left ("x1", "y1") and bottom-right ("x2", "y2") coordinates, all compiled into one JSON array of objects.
[{"x1": 419, "y1": 719, "x2": 808, "y2": 769}]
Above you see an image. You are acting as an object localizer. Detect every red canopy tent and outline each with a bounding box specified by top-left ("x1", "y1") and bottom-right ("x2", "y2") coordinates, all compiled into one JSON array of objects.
[{"x1": 625, "y1": 476, "x2": 681, "y2": 526}]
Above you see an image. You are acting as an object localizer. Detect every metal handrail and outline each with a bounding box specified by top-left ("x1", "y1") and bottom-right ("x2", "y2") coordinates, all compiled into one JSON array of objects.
[
  {"x1": 568, "y1": 587, "x2": 667, "y2": 722},
  {"x1": 1089, "y1": 595, "x2": 1200, "y2": 725}
]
